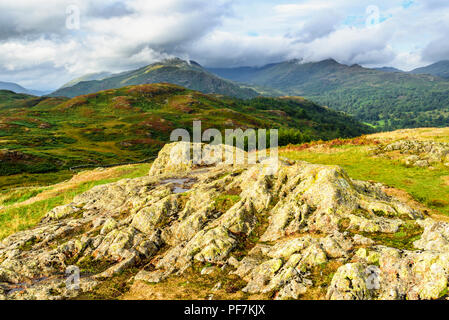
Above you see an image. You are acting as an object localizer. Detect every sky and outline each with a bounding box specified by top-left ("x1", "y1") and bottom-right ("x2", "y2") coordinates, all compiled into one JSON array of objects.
[{"x1": 0, "y1": 0, "x2": 448, "y2": 90}]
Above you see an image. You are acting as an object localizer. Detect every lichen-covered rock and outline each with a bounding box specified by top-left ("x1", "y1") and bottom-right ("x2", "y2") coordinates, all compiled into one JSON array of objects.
[
  {"x1": 149, "y1": 142, "x2": 247, "y2": 176},
  {"x1": 373, "y1": 139, "x2": 449, "y2": 167},
  {"x1": 327, "y1": 263, "x2": 372, "y2": 300},
  {"x1": 414, "y1": 219, "x2": 449, "y2": 252},
  {"x1": 0, "y1": 142, "x2": 439, "y2": 300},
  {"x1": 327, "y1": 244, "x2": 449, "y2": 300}
]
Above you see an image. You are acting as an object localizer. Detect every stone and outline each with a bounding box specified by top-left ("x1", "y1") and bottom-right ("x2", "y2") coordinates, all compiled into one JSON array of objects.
[
  {"x1": 327, "y1": 263, "x2": 371, "y2": 300},
  {"x1": 0, "y1": 142, "x2": 433, "y2": 300}
]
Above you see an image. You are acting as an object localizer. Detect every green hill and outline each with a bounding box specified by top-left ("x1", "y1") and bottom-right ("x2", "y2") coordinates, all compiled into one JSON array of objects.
[
  {"x1": 50, "y1": 58, "x2": 258, "y2": 99},
  {"x1": 0, "y1": 90, "x2": 35, "y2": 106},
  {"x1": 209, "y1": 59, "x2": 449, "y2": 130},
  {"x1": 0, "y1": 84, "x2": 371, "y2": 177},
  {"x1": 410, "y1": 60, "x2": 449, "y2": 80}
]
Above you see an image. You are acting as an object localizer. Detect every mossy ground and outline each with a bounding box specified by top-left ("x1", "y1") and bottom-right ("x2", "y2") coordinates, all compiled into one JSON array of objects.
[
  {"x1": 122, "y1": 263, "x2": 267, "y2": 300},
  {"x1": 281, "y1": 135, "x2": 449, "y2": 216},
  {"x1": 338, "y1": 217, "x2": 424, "y2": 251}
]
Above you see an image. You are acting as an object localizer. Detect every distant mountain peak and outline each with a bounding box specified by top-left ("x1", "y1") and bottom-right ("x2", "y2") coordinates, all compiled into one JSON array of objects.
[
  {"x1": 410, "y1": 60, "x2": 449, "y2": 79},
  {"x1": 0, "y1": 81, "x2": 48, "y2": 96},
  {"x1": 321, "y1": 58, "x2": 339, "y2": 64},
  {"x1": 287, "y1": 58, "x2": 304, "y2": 65},
  {"x1": 50, "y1": 57, "x2": 258, "y2": 99},
  {"x1": 207, "y1": 58, "x2": 449, "y2": 130}
]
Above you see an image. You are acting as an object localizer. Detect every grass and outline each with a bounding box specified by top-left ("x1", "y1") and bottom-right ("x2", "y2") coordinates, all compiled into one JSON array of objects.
[
  {"x1": 281, "y1": 143, "x2": 449, "y2": 216},
  {"x1": 0, "y1": 163, "x2": 151, "y2": 240},
  {"x1": 0, "y1": 83, "x2": 371, "y2": 178},
  {"x1": 213, "y1": 194, "x2": 242, "y2": 213},
  {"x1": 0, "y1": 188, "x2": 44, "y2": 206},
  {"x1": 0, "y1": 170, "x2": 74, "y2": 191}
]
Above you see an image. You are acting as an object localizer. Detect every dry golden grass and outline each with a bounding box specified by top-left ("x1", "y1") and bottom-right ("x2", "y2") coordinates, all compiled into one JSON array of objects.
[
  {"x1": 4, "y1": 165, "x2": 140, "y2": 210},
  {"x1": 368, "y1": 127, "x2": 449, "y2": 143}
]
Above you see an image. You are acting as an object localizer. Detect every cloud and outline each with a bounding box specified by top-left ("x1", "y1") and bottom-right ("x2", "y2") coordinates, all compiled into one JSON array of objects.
[
  {"x1": 422, "y1": 37, "x2": 449, "y2": 62},
  {"x1": 0, "y1": 0, "x2": 233, "y2": 89},
  {"x1": 0, "y1": 0, "x2": 448, "y2": 89}
]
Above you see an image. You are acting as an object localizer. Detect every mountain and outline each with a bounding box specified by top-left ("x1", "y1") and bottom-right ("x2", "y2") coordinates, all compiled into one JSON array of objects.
[
  {"x1": 410, "y1": 60, "x2": 449, "y2": 79},
  {"x1": 59, "y1": 71, "x2": 113, "y2": 89},
  {"x1": 208, "y1": 59, "x2": 449, "y2": 130},
  {"x1": 50, "y1": 58, "x2": 259, "y2": 99},
  {"x1": 0, "y1": 84, "x2": 371, "y2": 176},
  {"x1": 0, "y1": 81, "x2": 48, "y2": 96},
  {"x1": 373, "y1": 66, "x2": 403, "y2": 73}
]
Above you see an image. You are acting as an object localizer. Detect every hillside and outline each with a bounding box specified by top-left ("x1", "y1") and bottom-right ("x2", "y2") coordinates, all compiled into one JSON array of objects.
[
  {"x1": 50, "y1": 58, "x2": 258, "y2": 99},
  {"x1": 208, "y1": 59, "x2": 449, "y2": 130},
  {"x1": 59, "y1": 72, "x2": 113, "y2": 89},
  {"x1": 373, "y1": 67, "x2": 403, "y2": 73},
  {"x1": 410, "y1": 60, "x2": 449, "y2": 79},
  {"x1": 0, "y1": 84, "x2": 371, "y2": 180},
  {"x1": 0, "y1": 90, "x2": 36, "y2": 107},
  {"x1": 0, "y1": 133, "x2": 448, "y2": 300}
]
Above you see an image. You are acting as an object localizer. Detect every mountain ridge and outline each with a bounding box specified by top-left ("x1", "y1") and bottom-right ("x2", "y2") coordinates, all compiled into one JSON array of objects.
[
  {"x1": 0, "y1": 81, "x2": 48, "y2": 96},
  {"x1": 50, "y1": 58, "x2": 259, "y2": 99},
  {"x1": 208, "y1": 59, "x2": 449, "y2": 130},
  {"x1": 410, "y1": 60, "x2": 449, "y2": 79}
]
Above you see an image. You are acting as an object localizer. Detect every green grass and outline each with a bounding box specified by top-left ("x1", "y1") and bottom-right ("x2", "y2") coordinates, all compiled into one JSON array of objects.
[
  {"x1": 213, "y1": 194, "x2": 242, "y2": 213},
  {"x1": 0, "y1": 163, "x2": 151, "y2": 240},
  {"x1": 0, "y1": 84, "x2": 371, "y2": 178},
  {"x1": 1, "y1": 188, "x2": 44, "y2": 206},
  {"x1": 281, "y1": 145, "x2": 449, "y2": 216},
  {"x1": 0, "y1": 170, "x2": 75, "y2": 191}
]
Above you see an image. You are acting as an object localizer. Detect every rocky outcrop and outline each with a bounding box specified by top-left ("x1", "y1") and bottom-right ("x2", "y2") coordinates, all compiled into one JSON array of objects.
[
  {"x1": 373, "y1": 139, "x2": 449, "y2": 167},
  {"x1": 1, "y1": 142, "x2": 447, "y2": 300}
]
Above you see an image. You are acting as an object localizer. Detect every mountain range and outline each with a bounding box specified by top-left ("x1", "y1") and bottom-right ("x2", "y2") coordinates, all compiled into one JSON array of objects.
[
  {"x1": 4, "y1": 57, "x2": 449, "y2": 131},
  {"x1": 0, "y1": 81, "x2": 48, "y2": 96},
  {"x1": 209, "y1": 59, "x2": 449, "y2": 130},
  {"x1": 50, "y1": 58, "x2": 258, "y2": 99},
  {"x1": 410, "y1": 60, "x2": 449, "y2": 79}
]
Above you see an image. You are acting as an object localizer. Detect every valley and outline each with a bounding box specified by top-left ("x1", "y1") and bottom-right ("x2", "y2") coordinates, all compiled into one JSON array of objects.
[
  {"x1": 209, "y1": 59, "x2": 449, "y2": 130},
  {"x1": 0, "y1": 83, "x2": 370, "y2": 184}
]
